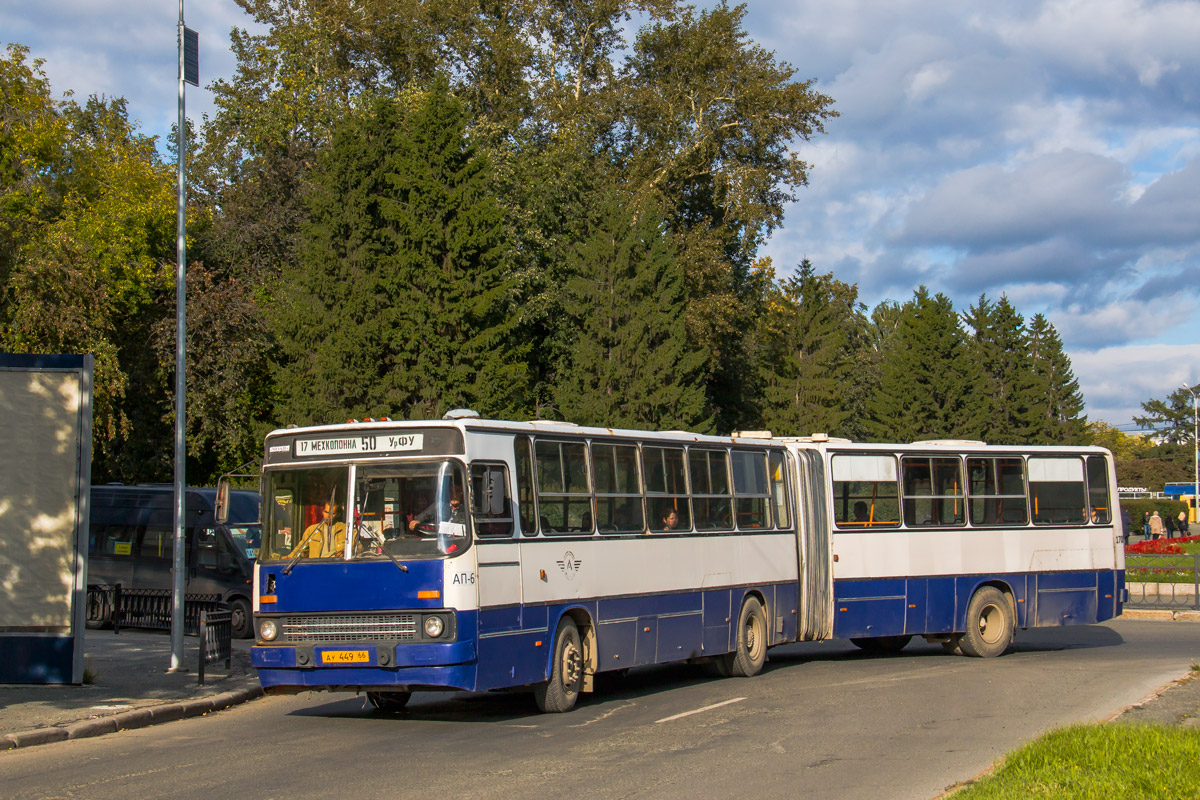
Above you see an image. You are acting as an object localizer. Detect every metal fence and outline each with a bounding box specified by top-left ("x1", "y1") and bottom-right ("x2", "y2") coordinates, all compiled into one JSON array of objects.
[
  {"x1": 86, "y1": 584, "x2": 225, "y2": 634},
  {"x1": 1125, "y1": 554, "x2": 1200, "y2": 610},
  {"x1": 198, "y1": 608, "x2": 233, "y2": 685}
]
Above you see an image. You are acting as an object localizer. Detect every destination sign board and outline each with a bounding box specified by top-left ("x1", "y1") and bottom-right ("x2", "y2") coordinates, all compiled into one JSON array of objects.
[{"x1": 294, "y1": 433, "x2": 424, "y2": 457}]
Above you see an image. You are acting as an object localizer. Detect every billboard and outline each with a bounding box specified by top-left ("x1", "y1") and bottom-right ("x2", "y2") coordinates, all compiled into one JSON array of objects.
[{"x1": 0, "y1": 354, "x2": 93, "y2": 683}]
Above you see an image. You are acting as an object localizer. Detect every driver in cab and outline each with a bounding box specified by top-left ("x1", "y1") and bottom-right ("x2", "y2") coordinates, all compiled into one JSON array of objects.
[
  {"x1": 285, "y1": 501, "x2": 347, "y2": 558},
  {"x1": 408, "y1": 482, "x2": 465, "y2": 533}
]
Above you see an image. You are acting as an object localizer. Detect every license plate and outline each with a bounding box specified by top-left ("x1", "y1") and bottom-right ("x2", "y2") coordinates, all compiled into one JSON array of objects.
[{"x1": 321, "y1": 650, "x2": 370, "y2": 664}]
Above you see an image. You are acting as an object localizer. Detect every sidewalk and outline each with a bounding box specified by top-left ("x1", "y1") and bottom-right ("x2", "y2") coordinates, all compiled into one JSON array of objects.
[{"x1": 0, "y1": 628, "x2": 263, "y2": 751}]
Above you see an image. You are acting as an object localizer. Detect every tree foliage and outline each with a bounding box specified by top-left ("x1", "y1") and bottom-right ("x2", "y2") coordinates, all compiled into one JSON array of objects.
[
  {"x1": 864, "y1": 287, "x2": 986, "y2": 442},
  {"x1": 2, "y1": 10, "x2": 1109, "y2": 485},
  {"x1": 273, "y1": 83, "x2": 527, "y2": 424},
  {"x1": 553, "y1": 189, "x2": 708, "y2": 429},
  {"x1": 0, "y1": 46, "x2": 177, "y2": 479},
  {"x1": 754, "y1": 261, "x2": 867, "y2": 437}
]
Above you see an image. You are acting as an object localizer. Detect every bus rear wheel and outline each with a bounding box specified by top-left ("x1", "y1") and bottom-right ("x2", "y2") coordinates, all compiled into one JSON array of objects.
[
  {"x1": 959, "y1": 587, "x2": 1013, "y2": 658},
  {"x1": 366, "y1": 690, "x2": 412, "y2": 711},
  {"x1": 850, "y1": 635, "x2": 912, "y2": 654},
  {"x1": 716, "y1": 596, "x2": 767, "y2": 677},
  {"x1": 534, "y1": 618, "x2": 583, "y2": 713}
]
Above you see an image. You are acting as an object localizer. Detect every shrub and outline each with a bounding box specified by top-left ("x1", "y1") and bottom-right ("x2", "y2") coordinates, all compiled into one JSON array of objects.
[{"x1": 1120, "y1": 498, "x2": 1189, "y2": 534}]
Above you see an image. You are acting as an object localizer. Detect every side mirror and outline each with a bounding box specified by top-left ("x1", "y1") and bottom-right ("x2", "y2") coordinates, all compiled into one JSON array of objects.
[{"x1": 215, "y1": 479, "x2": 231, "y2": 525}]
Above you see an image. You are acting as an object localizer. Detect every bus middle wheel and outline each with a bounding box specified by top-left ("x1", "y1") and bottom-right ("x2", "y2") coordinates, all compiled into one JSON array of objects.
[{"x1": 534, "y1": 618, "x2": 583, "y2": 713}]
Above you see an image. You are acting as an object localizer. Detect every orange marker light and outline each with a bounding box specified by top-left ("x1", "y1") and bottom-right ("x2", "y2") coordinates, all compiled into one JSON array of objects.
[
  {"x1": 417, "y1": 590, "x2": 440, "y2": 600},
  {"x1": 260, "y1": 595, "x2": 277, "y2": 604}
]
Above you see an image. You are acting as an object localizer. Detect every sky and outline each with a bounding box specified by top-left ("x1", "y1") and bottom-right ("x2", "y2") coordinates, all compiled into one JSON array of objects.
[{"x1": 3, "y1": 0, "x2": 1199, "y2": 431}]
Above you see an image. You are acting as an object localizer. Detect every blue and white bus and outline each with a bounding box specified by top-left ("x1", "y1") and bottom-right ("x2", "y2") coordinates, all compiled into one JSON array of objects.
[{"x1": 245, "y1": 414, "x2": 1123, "y2": 712}]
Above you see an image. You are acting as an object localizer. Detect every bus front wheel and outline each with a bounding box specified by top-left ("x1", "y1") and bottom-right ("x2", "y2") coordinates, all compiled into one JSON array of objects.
[
  {"x1": 959, "y1": 587, "x2": 1013, "y2": 658},
  {"x1": 716, "y1": 596, "x2": 767, "y2": 677},
  {"x1": 367, "y1": 691, "x2": 412, "y2": 711},
  {"x1": 534, "y1": 618, "x2": 583, "y2": 713}
]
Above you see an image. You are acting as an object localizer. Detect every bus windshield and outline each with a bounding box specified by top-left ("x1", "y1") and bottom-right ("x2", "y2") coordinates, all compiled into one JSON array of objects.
[{"x1": 261, "y1": 461, "x2": 470, "y2": 561}]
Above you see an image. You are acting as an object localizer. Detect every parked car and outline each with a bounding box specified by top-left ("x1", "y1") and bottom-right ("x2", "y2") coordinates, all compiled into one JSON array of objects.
[{"x1": 88, "y1": 484, "x2": 260, "y2": 638}]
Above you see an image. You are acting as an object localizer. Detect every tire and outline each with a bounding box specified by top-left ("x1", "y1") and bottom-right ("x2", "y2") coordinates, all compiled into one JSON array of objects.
[
  {"x1": 850, "y1": 635, "x2": 912, "y2": 654},
  {"x1": 229, "y1": 597, "x2": 253, "y2": 639},
  {"x1": 534, "y1": 618, "x2": 584, "y2": 713},
  {"x1": 958, "y1": 587, "x2": 1013, "y2": 658},
  {"x1": 716, "y1": 596, "x2": 768, "y2": 678},
  {"x1": 366, "y1": 691, "x2": 412, "y2": 711}
]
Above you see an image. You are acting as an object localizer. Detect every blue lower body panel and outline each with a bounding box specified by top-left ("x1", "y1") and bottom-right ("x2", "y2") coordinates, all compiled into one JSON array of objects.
[
  {"x1": 254, "y1": 582, "x2": 797, "y2": 694},
  {"x1": 832, "y1": 570, "x2": 1122, "y2": 640}
]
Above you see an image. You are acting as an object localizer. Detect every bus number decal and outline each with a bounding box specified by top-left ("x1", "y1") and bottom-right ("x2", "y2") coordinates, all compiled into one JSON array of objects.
[{"x1": 452, "y1": 572, "x2": 475, "y2": 585}]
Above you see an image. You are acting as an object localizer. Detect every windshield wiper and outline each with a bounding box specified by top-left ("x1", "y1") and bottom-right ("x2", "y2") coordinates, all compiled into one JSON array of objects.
[
  {"x1": 358, "y1": 524, "x2": 408, "y2": 573},
  {"x1": 281, "y1": 525, "x2": 322, "y2": 575}
]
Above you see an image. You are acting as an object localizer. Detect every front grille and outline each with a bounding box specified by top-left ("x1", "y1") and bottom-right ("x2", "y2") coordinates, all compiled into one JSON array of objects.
[{"x1": 281, "y1": 614, "x2": 417, "y2": 642}]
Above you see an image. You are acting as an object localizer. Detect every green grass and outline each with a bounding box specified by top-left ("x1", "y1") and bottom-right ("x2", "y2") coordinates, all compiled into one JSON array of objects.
[
  {"x1": 1126, "y1": 548, "x2": 1200, "y2": 584},
  {"x1": 950, "y1": 724, "x2": 1200, "y2": 799}
]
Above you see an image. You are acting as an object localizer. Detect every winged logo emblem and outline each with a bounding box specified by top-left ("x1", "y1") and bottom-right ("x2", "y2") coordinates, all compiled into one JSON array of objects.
[{"x1": 556, "y1": 551, "x2": 582, "y2": 579}]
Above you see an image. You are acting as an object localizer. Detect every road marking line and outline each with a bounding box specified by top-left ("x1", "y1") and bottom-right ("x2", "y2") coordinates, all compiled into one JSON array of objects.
[{"x1": 655, "y1": 697, "x2": 746, "y2": 724}]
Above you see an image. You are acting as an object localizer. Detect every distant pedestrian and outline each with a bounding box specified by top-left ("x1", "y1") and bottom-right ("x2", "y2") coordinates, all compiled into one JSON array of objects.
[
  {"x1": 1121, "y1": 508, "x2": 1133, "y2": 541},
  {"x1": 1165, "y1": 513, "x2": 1176, "y2": 538},
  {"x1": 1149, "y1": 510, "x2": 1165, "y2": 540},
  {"x1": 1143, "y1": 511, "x2": 1152, "y2": 539},
  {"x1": 1180, "y1": 511, "x2": 1191, "y2": 537}
]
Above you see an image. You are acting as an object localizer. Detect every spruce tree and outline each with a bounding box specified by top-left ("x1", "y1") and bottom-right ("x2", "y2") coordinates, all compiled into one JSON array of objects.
[
  {"x1": 964, "y1": 294, "x2": 1032, "y2": 444},
  {"x1": 864, "y1": 287, "x2": 986, "y2": 442},
  {"x1": 1023, "y1": 314, "x2": 1087, "y2": 444},
  {"x1": 755, "y1": 261, "x2": 865, "y2": 437},
  {"x1": 552, "y1": 190, "x2": 709, "y2": 431},
  {"x1": 274, "y1": 82, "x2": 527, "y2": 425}
]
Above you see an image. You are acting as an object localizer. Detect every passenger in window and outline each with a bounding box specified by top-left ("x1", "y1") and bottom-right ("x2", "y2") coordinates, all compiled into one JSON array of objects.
[
  {"x1": 286, "y1": 502, "x2": 346, "y2": 558},
  {"x1": 661, "y1": 508, "x2": 681, "y2": 530},
  {"x1": 853, "y1": 502, "x2": 870, "y2": 526}
]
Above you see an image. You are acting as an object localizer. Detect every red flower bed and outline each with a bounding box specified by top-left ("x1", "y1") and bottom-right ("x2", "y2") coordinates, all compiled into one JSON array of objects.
[{"x1": 1126, "y1": 538, "x2": 1186, "y2": 555}]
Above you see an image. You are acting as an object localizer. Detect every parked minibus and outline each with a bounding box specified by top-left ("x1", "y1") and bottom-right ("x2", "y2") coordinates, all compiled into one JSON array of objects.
[{"x1": 88, "y1": 485, "x2": 261, "y2": 638}]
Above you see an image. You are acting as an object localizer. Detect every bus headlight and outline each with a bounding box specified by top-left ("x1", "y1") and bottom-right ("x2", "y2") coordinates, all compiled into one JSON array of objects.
[
  {"x1": 423, "y1": 615, "x2": 445, "y2": 638},
  {"x1": 260, "y1": 619, "x2": 278, "y2": 641}
]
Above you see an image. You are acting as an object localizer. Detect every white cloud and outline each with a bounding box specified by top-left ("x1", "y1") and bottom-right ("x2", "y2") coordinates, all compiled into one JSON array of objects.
[
  {"x1": 6, "y1": 0, "x2": 1200, "y2": 429},
  {"x1": 1071, "y1": 343, "x2": 1200, "y2": 426},
  {"x1": 981, "y1": 0, "x2": 1200, "y2": 88}
]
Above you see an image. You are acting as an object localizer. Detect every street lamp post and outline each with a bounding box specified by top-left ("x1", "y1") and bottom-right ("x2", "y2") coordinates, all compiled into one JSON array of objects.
[{"x1": 1184, "y1": 383, "x2": 1199, "y2": 526}]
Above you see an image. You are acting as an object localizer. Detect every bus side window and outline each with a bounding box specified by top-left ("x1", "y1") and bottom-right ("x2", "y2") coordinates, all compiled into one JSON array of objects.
[
  {"x1": 901, "y1": 456, "x2": 965, "y2": 527},
  {"x1": 471, "y1": 463, "x2": 514, "y2": 538},
  {"x1": 731, "y1": 450, "x2": 770, "y2": 530},
  {"x1": 534, "y1": 440, "x2": 592, "y2": 535},
  {"x1": 1086, "y1": 455, "x2": 1112, "y2": 524},
  {"x1": 1028, "y1": 457, "x2": 1087, "y2": 525},
  {"x1": 515, "y1": 437, "x2": 537, "y2": 536},
  {"x1": 831, "y1": 454, "x2": 900, "y2": 528},
  {"x1": 769, "y1": 451, "x2": 790, "y2": 529}
]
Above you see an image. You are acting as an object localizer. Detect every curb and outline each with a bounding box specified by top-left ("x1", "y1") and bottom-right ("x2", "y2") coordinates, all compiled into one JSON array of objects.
[
  {"x1": 0, "y1": 686, "x2": 264, "y2": 752},
  {"x1": 1121, "y1": 609, "x2": 1200, "y2": 622}
]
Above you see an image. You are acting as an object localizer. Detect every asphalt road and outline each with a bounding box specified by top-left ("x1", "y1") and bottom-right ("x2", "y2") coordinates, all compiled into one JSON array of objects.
[{"x1": 4, "y1": 618, "x2": 1199, "y2": 800}]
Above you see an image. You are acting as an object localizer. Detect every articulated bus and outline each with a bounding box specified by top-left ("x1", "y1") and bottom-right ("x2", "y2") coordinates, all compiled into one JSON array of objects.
[{"x1": 245, "y1": 413, "x2": 1123, "y2": 712}]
